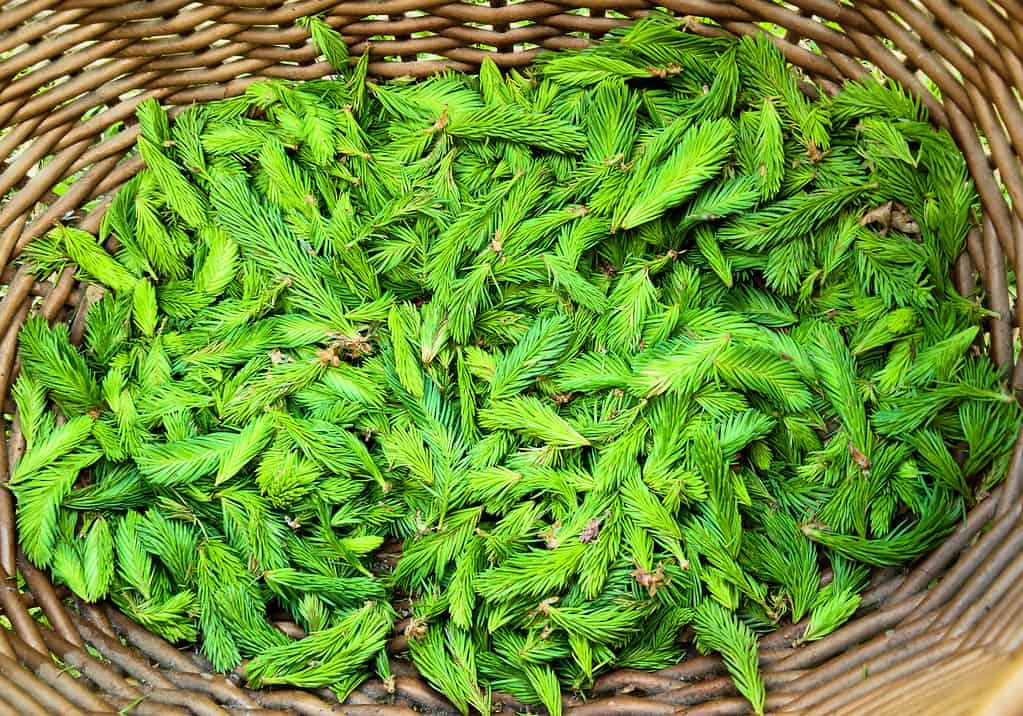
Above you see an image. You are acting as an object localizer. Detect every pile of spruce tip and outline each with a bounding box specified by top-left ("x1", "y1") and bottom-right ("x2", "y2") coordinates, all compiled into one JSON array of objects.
[{"x1": 10, "y1": 17, "x2": 1021, "y2": 715}]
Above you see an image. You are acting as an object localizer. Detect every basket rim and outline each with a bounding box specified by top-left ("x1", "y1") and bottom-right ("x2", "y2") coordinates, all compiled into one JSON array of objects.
[{"x1": 3, "y1": 3, "x2": 1023, "y2": 715}]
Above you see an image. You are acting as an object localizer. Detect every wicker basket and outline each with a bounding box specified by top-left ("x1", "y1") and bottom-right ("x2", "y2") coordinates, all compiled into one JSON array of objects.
[{"x1": 2, "y1": 2, "x2": 1023, "y2": 714}]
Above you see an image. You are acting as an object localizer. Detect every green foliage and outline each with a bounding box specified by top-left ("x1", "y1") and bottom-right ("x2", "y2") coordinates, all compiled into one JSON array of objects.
[
  {"x1": 613, "y1": 118, "x2": 734, "y2": 230},
  {"x1": 490, "y1": 313, "x2": 573, "y2": 401},
  {"x1": 8, "y1": 17, "x2": 1012, "y2": 716},
  {"x1": 479, "y1": 397, "x2": 590, "y2": 448},
  {"x1": 693, "y1": 600, "x2": 765, "y2": 715},
  {"x1": 9, "y1": 415, "x2": 99, "y2": 565},
  {"x1": 408, "y1": 625, "x2": 490, "y2": 715},
  {"x1": 138, "y1": 137, "x2": 208, "y2": 227},
  {"x1": 12, "y1": 372, "x2": 50, "y2": 448},
  {"x1": 18, "y1": 315, "x2": 102, "y2": 416},
  {"x1": 299, "y1": 15, "x2": 349, "y2": 72},
  {"x1": 246, "y1": 603, "x2": 391, "y2": 689},
  {"x1": 802, "y1": 555, "x2": 868, "y2": 642}
]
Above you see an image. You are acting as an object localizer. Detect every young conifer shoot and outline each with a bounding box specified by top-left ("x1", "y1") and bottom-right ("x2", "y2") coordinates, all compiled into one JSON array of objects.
[{"x1": 11, "y1": 15, "x2": 1020, "y2": 716}]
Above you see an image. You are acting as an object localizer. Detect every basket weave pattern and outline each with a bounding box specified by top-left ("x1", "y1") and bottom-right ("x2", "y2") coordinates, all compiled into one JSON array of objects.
[{"x1": 2, "y1": 2, "x2": 1023, "y2": 714}]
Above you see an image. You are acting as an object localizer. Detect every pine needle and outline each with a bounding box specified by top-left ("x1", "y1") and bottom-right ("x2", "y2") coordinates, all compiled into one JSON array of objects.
[
  {"x1": 614, "y1": 118, "x2": 734, "y2": 230},
  {"x1": 693, "y1": 600, "x2": 765, "y2": 714}
]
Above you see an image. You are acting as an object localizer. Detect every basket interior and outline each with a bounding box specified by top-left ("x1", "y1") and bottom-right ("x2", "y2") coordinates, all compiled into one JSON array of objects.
[{"x1": 2, "y1": 2, "x2": 1023, "y2": 715}]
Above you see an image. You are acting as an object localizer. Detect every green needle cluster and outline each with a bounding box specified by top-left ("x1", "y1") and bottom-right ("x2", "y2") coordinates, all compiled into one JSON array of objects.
[{"x1": 9, "y1": 15, "x2": 1020, "y2": 715}]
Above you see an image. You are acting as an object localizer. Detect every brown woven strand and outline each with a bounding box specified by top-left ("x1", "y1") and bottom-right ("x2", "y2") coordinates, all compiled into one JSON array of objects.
[{"x1": 3, "y1": 2, "x2": 1023, "y2": 715}]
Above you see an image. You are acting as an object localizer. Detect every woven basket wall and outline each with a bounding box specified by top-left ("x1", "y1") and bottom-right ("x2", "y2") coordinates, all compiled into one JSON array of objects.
[{"x1": 2, "y1": 2, "x2": 1023, "y2": 715}]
